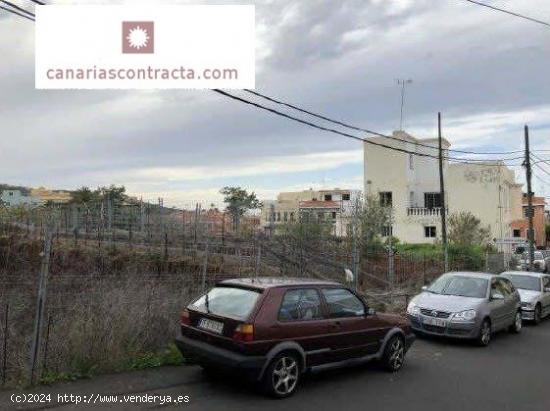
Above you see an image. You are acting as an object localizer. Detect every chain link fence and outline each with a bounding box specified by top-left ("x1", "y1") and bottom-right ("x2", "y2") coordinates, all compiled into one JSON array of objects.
[{"x1": 0, "y1": 204, "x2": 517, "y2": 386}]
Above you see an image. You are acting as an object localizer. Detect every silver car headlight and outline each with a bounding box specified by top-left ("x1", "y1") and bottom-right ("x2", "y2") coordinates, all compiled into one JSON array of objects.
[
  {"x1": 453, "y1": 309, "x2": 477, "y2": 321},
  {"x1": 407, "y1": 301, "x2": 420, "y2": 315},
  {"x1": 521, "y1": 302, "x2": 535, "y2": 310}
]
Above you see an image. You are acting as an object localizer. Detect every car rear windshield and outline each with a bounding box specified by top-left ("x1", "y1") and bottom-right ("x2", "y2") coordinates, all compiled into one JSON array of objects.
[
  {"x1": 502, "y1": 274, "x2": 540, "y2": 291},
  {"x1": 189, "y1": 286, "x2": 261, "y2": 320},
  {"x1": 427, "y1": 275, "x2": 488, "y2": 298}
]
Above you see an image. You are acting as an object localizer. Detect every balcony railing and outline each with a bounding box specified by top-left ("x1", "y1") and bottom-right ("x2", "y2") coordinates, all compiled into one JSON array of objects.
[{"x1": 407, "y1": 207, "x2": 447, "y2": 217}]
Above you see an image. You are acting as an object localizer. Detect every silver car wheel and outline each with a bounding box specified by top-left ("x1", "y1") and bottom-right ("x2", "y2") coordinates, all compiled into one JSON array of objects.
[
  {"x1": 272, "y1": 356, "x2": 298, "y2": 396},
  {"x1": 389, "y1": 338, "x2": 405, "y2": 370},
  {"x1": 514, "y1": 311, "x2": 522, "y2": 332},
  {"x1": 480, "y1": 322, "x2": 491, "y2": 345}
]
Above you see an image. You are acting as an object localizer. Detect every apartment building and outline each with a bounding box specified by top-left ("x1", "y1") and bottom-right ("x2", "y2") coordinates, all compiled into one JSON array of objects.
[
  {"x1": 364, "y1": 131, "x2": 523, "y2": 245},
  {"x1": 260, "y1": 188, "x2": 360, "y2": 236}
]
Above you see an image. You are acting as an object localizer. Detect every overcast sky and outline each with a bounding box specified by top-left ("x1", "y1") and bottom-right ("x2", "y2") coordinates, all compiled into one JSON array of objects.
[{"x1": 1, "y1": 0, "x2": 550, "y2": 207}]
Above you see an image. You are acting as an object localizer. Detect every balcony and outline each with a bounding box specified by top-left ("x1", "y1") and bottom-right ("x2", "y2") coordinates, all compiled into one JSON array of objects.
[{"x1": 407, "y1": 207, "x2": 447, "y2": 217}]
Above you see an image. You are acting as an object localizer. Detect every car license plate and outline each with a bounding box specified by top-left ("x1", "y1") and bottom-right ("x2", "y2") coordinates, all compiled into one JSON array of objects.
[
  {"x1": 198, "y1": 318, "x2": 224, "y2": 334},
  {"x1": 423, "y1": 317, "x2": 447, "y2": 327}
]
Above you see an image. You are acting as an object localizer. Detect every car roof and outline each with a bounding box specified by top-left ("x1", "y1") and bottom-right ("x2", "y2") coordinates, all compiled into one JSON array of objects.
[
  {"x1": 501, "y1": 271, "x2": 546, "y2": 278},
  {"x1": 218, "y1": 277, "x2": 342, "y2": 290},
  {"x1": 443, "y1": 271, "x2": 496, "y2": 280}
]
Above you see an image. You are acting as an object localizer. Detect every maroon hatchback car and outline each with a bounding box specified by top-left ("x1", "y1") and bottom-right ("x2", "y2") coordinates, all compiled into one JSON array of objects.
[{"x1": 175, "y1": 278, "x2": 415, "y2": 398}]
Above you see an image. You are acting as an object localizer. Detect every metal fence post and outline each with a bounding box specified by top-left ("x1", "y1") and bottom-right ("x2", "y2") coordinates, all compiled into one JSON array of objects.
[
  {"x1": 29, "y1": 228, "x2": 53, "y2": 386},
  {"x1": 201, "y1": 239, "x2": 209, "y2": 292},
  {"x1": 1, "y1": 303, "x2": 8, "y2": 386}
]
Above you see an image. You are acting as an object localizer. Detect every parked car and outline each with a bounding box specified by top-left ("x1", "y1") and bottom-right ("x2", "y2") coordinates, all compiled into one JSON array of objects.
[
  {"x1": 514, "y1": 250, "x2": 550, "y2": 272},
  {"x1": 407, "y1": 272, "x2": 522, "y2": 346},
  {"x1": 501, "y1": 271, "x2": 550, "y2": 324},
  {"x1": 175, "y1": 278, "x2": 415, "y2": 398}
]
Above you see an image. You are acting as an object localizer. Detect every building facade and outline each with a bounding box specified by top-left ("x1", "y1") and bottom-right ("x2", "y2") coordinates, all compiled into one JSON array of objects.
[
  {"x1": 364, "y1": 131, "x2": 523, "y2": 245},
  {"x1": 0, "y1": 189, "x2": 42, "y2": 207},
  {"x1": 260, "y1": 188, "x2": 361, "y2": 237},
  {"x1": 511, "y1": 195, "x2": 547, "y2": 249}
]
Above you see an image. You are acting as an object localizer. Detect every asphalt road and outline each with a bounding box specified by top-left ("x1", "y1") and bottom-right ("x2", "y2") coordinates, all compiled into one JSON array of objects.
[{"x1": 2, "y1": 320, "x2": 550, "y2": 411}]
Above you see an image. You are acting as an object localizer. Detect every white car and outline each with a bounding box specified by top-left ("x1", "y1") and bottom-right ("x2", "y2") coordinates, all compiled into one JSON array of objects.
[{"x1": 501, "y1": 271, "x2": 550, "y2": 324}]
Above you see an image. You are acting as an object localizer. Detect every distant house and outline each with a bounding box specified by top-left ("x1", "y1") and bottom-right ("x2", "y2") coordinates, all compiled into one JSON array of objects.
[
  {"x1": 0, "y1": 189, "x2": 42, "y2": 208},
  {"x1": 260, "y1": 188, "x2": 361, "y2": 237},
  {"x1": 511, "y1": 195, "x2": 547, "y2": 249}
]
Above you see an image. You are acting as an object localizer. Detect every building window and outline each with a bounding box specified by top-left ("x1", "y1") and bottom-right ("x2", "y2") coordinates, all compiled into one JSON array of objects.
[
  {"x1": 380, "y1": 192, "x2": 392, "y2": 207},
  {"x1": 332, "y1": 212, "x2": 337, "y2": 220},
  {"x1": 424, "y1": 193, "x2": 442, "y2": 209},
  {"x1": 284, "y1": 212, "x2": 288, "y2": 222},
  {"x1": 381, "y1": 225, "x2": 393, "y2": 237},
  {"x1": 318, "y1": 212, "x2": 324, "y2": 221},
  {"x1": 513, "y1": 229, "x2": 521, "y2": 238},
  {"x1": 424, "y1": 226, "x2": 437, "y2": 238},
  {"x1": 8, "y1": 192, "x2": 13, "y2": 196},
  {"x1": 290, "y1": 212, "x2": 295, "y2": 222},
  {"x1": 409, "y1": 154, "x2": 414, "y2": 170},
  {"x1": 324, "y1": 194, "x2": 332, "y2": 201},
  {"x1": 409, "y1": 191, "x2": 415, "y2": 207},
  {"x1": 342, "y1": 193, "x2": 350, "y2": 201},
  {"x1": 277, "y1": 212, "x2": 281, "y2": 222}
]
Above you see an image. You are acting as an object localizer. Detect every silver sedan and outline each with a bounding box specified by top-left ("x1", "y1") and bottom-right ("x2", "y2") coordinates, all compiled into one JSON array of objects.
[
  {"x1": 501, "y1": 271, "x2": 550, "y2": 324},
  {"x1": 407, "y1": 272, "x2": 522, "y2": 346}
]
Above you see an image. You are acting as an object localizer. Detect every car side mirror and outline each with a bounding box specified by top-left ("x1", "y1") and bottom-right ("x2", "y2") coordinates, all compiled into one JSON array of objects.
[
  {"x1": 367, "y1": 307, "x2": 376, "y2": 316},
  {"x1": 491, "y1": 292, "x2": 504, "y2": 301},
  {"x1": 421, "y1": 286, "x2": 428, "y2": 291}
]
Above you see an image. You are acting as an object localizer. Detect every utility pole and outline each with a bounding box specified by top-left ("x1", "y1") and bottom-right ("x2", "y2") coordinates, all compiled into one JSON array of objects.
[
  {"x1": 438, "y1": 113, "x2": 449, "y2": 272},
  {"x1": 352, "y1": 198, "x2": 360, "y2": 292},
  {"x1": 397, "y1": 79, "x2": 413, "y2": 131},
  {"x1": 524, "y1": 125, "x2": 535, "y2": 270}
]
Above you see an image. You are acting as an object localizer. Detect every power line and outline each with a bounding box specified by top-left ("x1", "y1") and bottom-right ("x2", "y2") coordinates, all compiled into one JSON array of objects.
[
  {"x1": 29, "y1": 0, "x2": 45, "y2": 4},
  {"x1": 461, "y1": 0, "x2": 550, "y2": 29},
  {"x1": 0, "y1": 0, "x2": 34, "y2": 18},
  {"x1": 0, "y1": 3, "x2": 34, "y2": 21},
  {"x1": 244, "y1": 89, "x2": 527, "y2": 157},
  {"x1": 215, "y1": 89, "x2": 522, "y2": 167}
]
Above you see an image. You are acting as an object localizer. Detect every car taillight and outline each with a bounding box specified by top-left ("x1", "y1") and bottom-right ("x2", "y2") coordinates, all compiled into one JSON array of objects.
[
  {"x1": 233, "y1": 324, "x2": 254, "y2": 342},
  {"x1": 180, "y1": 309, "x2": 191, "y2": 326}
]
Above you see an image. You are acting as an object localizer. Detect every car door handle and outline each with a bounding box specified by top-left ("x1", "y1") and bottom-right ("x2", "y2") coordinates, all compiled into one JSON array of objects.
[{"x1": 330, "y1": 321, "x2": 341, "y2": 329}]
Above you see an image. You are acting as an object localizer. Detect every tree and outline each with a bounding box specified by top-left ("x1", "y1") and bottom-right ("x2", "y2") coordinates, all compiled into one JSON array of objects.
[
  {"x1": 220, "y1": 186, "x2": 262, "y2": 233},
  {"x1": 357, "y1": 194, "x2": 391, "y2": 251},
  {"x1": 71, "y1": 186, "x2": 97, "y2": 204},
  {"x1": 448, "y1": 211, "x2": 491, "y2": 246}
]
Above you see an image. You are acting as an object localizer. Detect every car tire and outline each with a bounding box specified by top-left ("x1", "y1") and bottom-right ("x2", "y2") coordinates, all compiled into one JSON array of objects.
[
  {"x1": 381, "y1": 335, "x2": 406, "y2": 372},
  {"x1": 534, "y1": 305, "x2": 542, "y2": 325},
  {"x1": 262, "y1": 352, "x2": 301, "y2": 398},
  {"x1": 476, "y1": 319, "x2": 491, "y2": 347},
  {"x1": 509, "y1": 311, "x2": 522, "y2": 334}
]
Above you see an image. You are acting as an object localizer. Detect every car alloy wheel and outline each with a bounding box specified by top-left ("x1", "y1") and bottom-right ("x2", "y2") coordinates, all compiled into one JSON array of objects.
[
  {"x1": 479, "y1": 320, "x2": 491, "y2": 346},
  {"x1": 510, "y1": 311, "x2": 522, "y2": 333},
  {"x1": 388, "y1": 337, "x2": 405, "y2": 371},
  {"x1": 382, "y1": 335, "x2": 405, "y2": 371},
  {"x1": 270, "y1": 355, "x2": 299, "y2": 397}
]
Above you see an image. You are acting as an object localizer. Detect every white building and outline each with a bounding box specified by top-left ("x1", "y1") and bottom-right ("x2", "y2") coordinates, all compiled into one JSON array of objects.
[
  {"x1": 260, "y1": 188, "x2": 361, "y2": 237},
  {"x1": 0, "y1": 189, "x2": 42, "y2": 208},
  {"x1": 364, "y1": 131, "x2": 523, "y2": 244}
]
